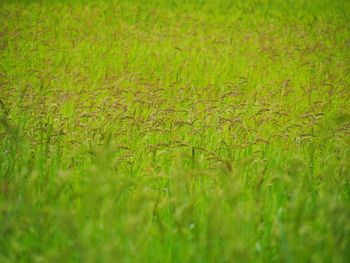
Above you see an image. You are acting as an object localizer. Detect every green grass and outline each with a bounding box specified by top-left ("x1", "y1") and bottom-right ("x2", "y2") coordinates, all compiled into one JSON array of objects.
[{"x1": 1, "y1": 0, "x2": 350, "y2": 262}]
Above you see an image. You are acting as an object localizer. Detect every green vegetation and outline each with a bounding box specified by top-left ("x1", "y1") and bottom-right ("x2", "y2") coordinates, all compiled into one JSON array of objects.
[{"x1": 1, "y1": 0, "x2": 350, "y2": 262}]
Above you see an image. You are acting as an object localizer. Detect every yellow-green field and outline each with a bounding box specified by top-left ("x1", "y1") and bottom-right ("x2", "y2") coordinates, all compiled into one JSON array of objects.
[{"x1": 1, "y1": 0, "x2": 350, "y2": 262}]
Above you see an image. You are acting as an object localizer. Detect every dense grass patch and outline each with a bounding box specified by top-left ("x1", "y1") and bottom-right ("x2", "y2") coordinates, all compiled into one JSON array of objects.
[{"x1": 1, "y1": 0, "x2": 350, "y2": 262}]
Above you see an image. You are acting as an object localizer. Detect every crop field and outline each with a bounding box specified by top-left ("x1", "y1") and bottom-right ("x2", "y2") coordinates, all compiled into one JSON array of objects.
[{"x1": 1, "y1": 0, "x2": 350, "y2": 262}]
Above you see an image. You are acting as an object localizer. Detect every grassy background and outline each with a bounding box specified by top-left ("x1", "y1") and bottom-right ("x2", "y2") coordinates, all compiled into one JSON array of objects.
[{"x1": 1, "y1": 0, "x2": 350, "y2": 262}]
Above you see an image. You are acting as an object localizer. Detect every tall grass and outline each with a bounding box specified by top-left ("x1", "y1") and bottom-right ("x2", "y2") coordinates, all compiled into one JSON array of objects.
[{"x1": 1, "y1": 0, "x2": 350, "y2": 262}]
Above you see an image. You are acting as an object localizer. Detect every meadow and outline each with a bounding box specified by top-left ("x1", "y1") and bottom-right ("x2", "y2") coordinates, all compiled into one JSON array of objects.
[{"x1": 1, "y1": 0, "x2": 350, "y2": 262}]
